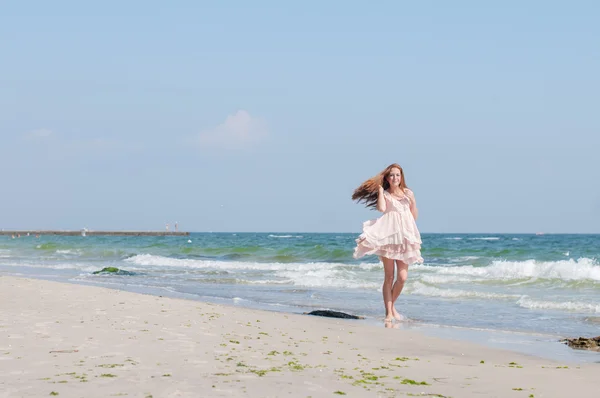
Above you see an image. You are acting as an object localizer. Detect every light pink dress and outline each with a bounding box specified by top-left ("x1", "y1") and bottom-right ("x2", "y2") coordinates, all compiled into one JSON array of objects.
[{"x1": 353, "y1": 189, "x2": 423, "y2": 264}]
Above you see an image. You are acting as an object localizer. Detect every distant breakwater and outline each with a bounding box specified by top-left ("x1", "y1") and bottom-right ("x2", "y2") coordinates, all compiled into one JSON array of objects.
[{"x1": 0, "y1": 230, "x2": 190, "y2": 236}]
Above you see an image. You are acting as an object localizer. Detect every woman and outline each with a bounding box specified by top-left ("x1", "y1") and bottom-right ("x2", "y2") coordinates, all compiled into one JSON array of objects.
[{"x1": 352, "y1": 163, "x2": 423, "y2": 322}]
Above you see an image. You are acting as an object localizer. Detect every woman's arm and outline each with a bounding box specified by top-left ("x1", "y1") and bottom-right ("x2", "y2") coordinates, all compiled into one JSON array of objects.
[
  {"x1": 407, "y1": 189, "x2": 418, "y2": 220},
  {"x1": 376, "y1": 186, "x2": 387, "y2": 212}
]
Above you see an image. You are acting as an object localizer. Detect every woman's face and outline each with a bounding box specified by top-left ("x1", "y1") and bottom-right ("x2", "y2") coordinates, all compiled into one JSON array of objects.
[{"x1": 386, "y1": 168, "x2": 402, "y2": 187}]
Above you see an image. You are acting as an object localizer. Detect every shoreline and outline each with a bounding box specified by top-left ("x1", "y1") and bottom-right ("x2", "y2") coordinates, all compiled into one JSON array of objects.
[
  {"x1": 84, "y1": 280, "x2": 600, "y2": 363},
  {"x1": 4, "y1": 270, "x2": 599, "y2": 364},
  {"x1": 60, "y1": 276, "x2": 600, "y2": 364},
  {"x1": 1, "y1": 276, "x2": 597, "y2": 397}
]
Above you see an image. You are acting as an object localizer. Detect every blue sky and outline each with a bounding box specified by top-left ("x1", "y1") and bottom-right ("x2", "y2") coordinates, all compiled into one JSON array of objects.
[{"x1": 1, "y1": 1, "x2": 599, "y2": 233}]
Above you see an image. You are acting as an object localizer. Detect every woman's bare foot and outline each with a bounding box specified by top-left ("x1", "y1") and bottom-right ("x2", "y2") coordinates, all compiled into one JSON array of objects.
[
  {"x1": 384, "y1": 315, "x2": 394, "y2": 323},
  {"x1": 384, "y1": 320, "x2": 399, "y2": 328},
  {"x1": 392, "y1": 307, "x2": 404, "y2": 321}
]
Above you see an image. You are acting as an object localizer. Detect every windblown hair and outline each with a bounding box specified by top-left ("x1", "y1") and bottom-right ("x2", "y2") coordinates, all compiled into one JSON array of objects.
[{"x1": 352, "y1": 163, "x2": 408, "y2": 209}]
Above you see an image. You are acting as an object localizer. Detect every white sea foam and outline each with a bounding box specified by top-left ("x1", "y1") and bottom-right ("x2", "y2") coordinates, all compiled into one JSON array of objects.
[
  {"x1": 126, "y1": 254, "x2": 351, "y2": 272},
  {"x1": 468, "y1": 237, "x2": 501, "y2": 240},
  {"x1": 245, "y1": 279, "x2": 293, "y2": 285},
  {"x1": 276, "y1": 269, "x2": 379, "y2": 289},
  {"x1": 354, "y1": 263, "x2": 382, "y2": 271},
  {"x1": 268, "y1": 235, "x2": 303, "y2": 238},
  {"x1": 517, "y1": 297, "x2": 600, "y2": 313},
  {"x1": 123, "y1": 257, "x2": 382, "y2": 290},
  {"x1": 245, "y1": 274, "x2": 379, "y2": 290},
  {"x1": 444, "y1": 237, "x2": 463, "y2": 240},
  {"x1": 419, "y1": 275, "x2": 475, "y2": 284},
  {"x1": 56, "y1": 249, "x2": 79, "y2": 255},
  {"x1": 448, "y1": 256, "x2": 480, "y2": 263},
  {"x1": 232, "y1": 297, "x2": 249, "y2": 303},
  {"x1": 412, "y1": 258, "x2": 600, "y2": 282},
  {"x1": 409, "y1": 282, "x2": 520, "y2": 300}
]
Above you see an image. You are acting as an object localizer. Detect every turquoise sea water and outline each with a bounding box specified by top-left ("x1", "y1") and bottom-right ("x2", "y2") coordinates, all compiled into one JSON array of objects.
[{"x1": 1, "y1": 233, "x2": 599, "y2": 346}]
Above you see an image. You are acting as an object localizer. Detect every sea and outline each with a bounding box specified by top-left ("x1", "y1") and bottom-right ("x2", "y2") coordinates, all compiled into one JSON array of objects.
[{"x1": 1, "y1": 232, "x2": 599, "y2": 362}]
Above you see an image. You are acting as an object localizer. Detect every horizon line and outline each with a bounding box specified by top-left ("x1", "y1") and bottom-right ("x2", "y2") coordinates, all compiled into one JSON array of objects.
[{"x1": 2, "y1": 229, "x2": 599, "y2": 235}]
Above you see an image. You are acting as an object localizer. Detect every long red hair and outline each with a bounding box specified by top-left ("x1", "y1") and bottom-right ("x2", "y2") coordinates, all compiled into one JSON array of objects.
[{"x1": 352, "y1": 163, "x2": 408, "y2": 209}]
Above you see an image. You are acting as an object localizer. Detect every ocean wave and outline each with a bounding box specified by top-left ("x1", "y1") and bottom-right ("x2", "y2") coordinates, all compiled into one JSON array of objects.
[
  {"x1": 124, "y1": 254, "x2": 379, "y2": 289},
  {"x1": 244, "y1": 279, "x2": 294, "y2": 285},
  {"x1": 125, "y1": 254, "x2": 368, "y2": 272},
  {"x1": 268, "y1": 235, "x2": 303, "y2": 238},
  {"x1": 419, "y1": 275, "x2": 475, "y2": 284},
  {"x1": 276, "y1": 269, "x2": 379, "y2": 289},
  {"x1": 517, "y1": 297, "x2": 600, "y2": 313},
  {"x1": 412, "y1": 258, "x2": 600, "y2": 282},
  {"x1": 409, "y1": 282, "x2": 520, "y2": 300},
  {"x1": 448, "y1": 256, "x2": 480, "y2": 263},
  {"x1": 353, "y1": 263, "x2": 382, "y2": 271},
  {"x1": 56, "y1": 249, "x2": 81, "y2": 255},
  {"x1": 468, "y1": 237, "x2": 501, "y2": 240}
]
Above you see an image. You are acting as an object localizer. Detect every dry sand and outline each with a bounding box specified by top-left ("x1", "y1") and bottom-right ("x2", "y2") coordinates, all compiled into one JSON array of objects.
[{"x1": 0, "y1": 276, "x2": 597, "y2": 397}]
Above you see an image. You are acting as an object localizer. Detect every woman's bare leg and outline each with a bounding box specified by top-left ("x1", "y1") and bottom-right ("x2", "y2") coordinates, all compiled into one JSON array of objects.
[
  {"x1": 381, "y1": 257, "x2": 395, "y2": 322},
  {"x1": 392, "y1": 261, "x2": 409, "y2": 320}
]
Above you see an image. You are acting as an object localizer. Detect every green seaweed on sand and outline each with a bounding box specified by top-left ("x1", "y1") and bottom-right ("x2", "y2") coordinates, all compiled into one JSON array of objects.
[
  {"x1": 400, "y1": 378, "x2": 430, "y2": 385},
  {"x1": 92, "y1": 267, "x2": 136, "y2": 276},
  {"x1": 249, "y1": 367, "x2": 281, "y2": 377},
  {"x1": 287, "y1": 360, "x2": 308, "y2": 371}
]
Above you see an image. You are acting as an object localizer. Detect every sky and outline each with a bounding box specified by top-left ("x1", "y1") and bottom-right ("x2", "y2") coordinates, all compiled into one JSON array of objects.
[{"x1": 1, "y1": 1, "x2": 599, "y2": 233}]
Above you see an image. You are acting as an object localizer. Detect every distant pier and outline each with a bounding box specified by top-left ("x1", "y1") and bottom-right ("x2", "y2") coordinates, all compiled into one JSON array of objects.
[{"x1": 0, "y1": 230, "x2": 190, "y2": 237}]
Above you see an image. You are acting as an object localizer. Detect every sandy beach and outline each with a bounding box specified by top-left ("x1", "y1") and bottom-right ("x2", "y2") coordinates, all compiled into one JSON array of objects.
[{"x1": 0, "y1": 276, "x2": 597, "y2": 398}]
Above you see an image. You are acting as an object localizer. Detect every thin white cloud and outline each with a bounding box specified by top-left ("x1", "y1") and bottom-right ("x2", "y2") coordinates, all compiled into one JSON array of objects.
[
  {"x1": 197, "y1": 110, "x2": 267, "y2": 149},
  {"x1": 23, "y1": 128, "x2": 53, "y2": 140}
]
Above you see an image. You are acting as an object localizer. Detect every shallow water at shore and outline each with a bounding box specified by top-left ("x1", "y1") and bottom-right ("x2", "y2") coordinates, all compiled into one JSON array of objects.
[{"x1": 1, "y1": 232, "x2": 599, "y2": 359}]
